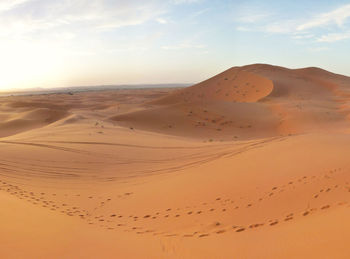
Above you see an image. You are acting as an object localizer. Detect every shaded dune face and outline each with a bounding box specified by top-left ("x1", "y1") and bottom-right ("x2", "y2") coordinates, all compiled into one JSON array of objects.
[
  {"x1": 0, "y1": 107, "x2": 69, "y2": 138},
  {"x1": 111, "y1": 64, "x2": 350, "y2": 140}
]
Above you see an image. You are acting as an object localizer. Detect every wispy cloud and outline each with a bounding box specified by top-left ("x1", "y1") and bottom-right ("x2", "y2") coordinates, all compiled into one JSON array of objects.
[
  {"x1": 297, "y1": 4, "x2": 350, "y2": 31},
  {"x1": 0, "y1": 0, "x2": 31, "y2": 12},
  {"x1": 0, "y1": 0, "x2": 166, "y2": 37},
  {"x1": 156, "y1": 18, "x2": 168, "y2": 24},
  {"x1": 317, "y1": 31, "x2": 350, "y2": 42},
  {"x1": 232, "y1": 3, "x2": 271, "y2": 24},
  {"x1": 235, "y1": 3, "x2": 350, "y2": 43}
]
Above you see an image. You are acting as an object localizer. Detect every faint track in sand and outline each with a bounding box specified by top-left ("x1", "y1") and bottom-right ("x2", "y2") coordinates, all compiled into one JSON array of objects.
[{"x1": 0, "y1": 136, "x2": 286, "y2": 183}]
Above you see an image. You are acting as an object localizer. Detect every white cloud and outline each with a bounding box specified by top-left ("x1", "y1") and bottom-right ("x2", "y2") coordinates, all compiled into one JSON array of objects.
[
  {"x1": 317, "y1": 31, "x2": 350, "y2": 42},
  {"x1": 297, "y1": 4, "x2": 350, "y2": 31},
  {"x1": 190, "y1": 8, "x2": 209, "y2": 18},
  {"x1": 0, "y1": 0, "x2": 166, "y2": 37},
  {"x1": 0, "y1": 0, "x2": 31, "y2": 12},
  {"x1": 156, "y1": 18, "x2": 168, "y2": 24},
  {"x1": 234, "y1": 3, "x2": 350, "y2": 45}
]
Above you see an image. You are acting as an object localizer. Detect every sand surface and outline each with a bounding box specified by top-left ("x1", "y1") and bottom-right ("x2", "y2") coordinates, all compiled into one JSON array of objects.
[{"x1": 1, "y1": 64, "x2": 350, "y2": 258}]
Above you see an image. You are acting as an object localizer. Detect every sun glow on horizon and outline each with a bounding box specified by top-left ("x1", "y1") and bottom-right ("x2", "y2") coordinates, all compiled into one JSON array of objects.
[{"x1": 0, "y1": 41, "x2": 65, "y2": 91}]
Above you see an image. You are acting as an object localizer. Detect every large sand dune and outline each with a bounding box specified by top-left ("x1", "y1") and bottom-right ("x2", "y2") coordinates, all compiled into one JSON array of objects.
[
  {"x1": 1, "y1": 64, "x2": 350, "y2": 258},
  {"x1": 111, "y1": 64, "x2": 350, "y2": 140}
]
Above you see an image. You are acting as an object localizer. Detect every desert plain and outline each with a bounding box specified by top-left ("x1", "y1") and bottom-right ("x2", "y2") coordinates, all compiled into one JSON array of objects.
[{"x1": 1, "y1": 64, "x2": 350, "y2": 258}]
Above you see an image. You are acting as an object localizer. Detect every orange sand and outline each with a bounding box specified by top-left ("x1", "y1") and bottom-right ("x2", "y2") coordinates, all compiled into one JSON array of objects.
[{"x1": 1, "y1": 64, "x2": 350, "y2": 258}]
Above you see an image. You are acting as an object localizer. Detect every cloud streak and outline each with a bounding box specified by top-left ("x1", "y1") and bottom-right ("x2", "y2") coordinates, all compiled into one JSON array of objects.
[
  {"x1": 297, "y1": 4, "x2": 350, "y2": 31},
  {"x1": 317, "y1": 31, "x2": 350, "y2": 42},
  {"x1": 0, "y1": 0, "x2": 167, "y2": 37},
  {"x1": 235, "y1": 3, "x2": 350, "y2": 43},
  {"x1": 0, "y1": 0, "x2": 31, "y2": 12}
]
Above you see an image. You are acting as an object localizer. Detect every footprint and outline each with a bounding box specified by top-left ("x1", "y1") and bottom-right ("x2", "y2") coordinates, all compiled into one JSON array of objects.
[
  {"x1": 249, "y1": 223, "x2": 264, "y2": 228},
  {"x1": 303, "y1": 211, "x2": 309, "y2": 216}
]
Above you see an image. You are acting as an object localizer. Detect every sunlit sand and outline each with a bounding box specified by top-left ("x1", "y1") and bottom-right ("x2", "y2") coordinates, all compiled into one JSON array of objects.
[{"x1": 1, "y1": 64, "x2": 350, "y2": 258}]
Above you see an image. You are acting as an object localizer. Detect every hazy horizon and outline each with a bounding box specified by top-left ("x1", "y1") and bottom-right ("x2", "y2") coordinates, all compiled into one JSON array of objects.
[{"x1": 1, "y1": 0, "x2": 350, "y2": 90}]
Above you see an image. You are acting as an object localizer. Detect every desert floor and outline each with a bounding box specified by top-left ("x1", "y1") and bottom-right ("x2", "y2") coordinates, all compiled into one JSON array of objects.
[{"x1": 1, "y1": 64, "x2": 350, "y2": 258}]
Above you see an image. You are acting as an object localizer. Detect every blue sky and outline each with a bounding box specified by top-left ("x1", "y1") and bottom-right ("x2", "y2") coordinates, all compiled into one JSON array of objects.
[{"x1": 1, "y1": 0, "x2": 350, "y2": 90}]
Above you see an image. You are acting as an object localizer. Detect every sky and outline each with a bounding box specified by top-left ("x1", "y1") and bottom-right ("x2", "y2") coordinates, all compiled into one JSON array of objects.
[{"x1": 1, "y1": 0, "x2": 350, "y2": 90}]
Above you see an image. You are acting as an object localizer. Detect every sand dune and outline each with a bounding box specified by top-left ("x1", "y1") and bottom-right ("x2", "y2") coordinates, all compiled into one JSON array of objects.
[
  {"x1": 112, "y1": 64, "x2": 350, "y2": 140},
  {"x1": 1, "y1": 65, "x2": 350, "y2": 258},
  {"x1": 0, "y1": 107, "x2": 69, "y2": 138}
]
